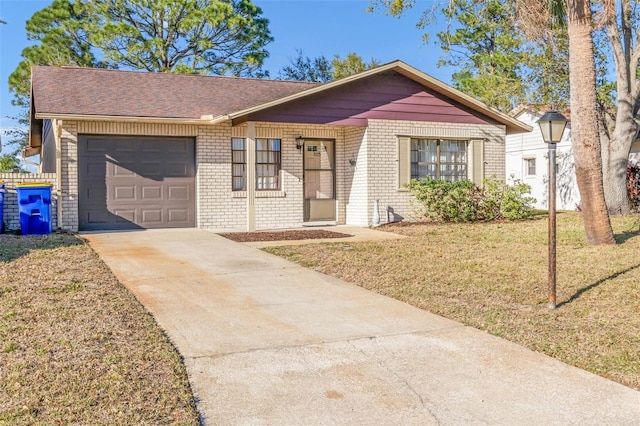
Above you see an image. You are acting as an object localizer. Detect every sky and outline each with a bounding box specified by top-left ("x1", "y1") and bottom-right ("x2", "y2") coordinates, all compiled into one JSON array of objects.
[{"x1": 0, "y1": 0, "x2": 453, "y2": 154}]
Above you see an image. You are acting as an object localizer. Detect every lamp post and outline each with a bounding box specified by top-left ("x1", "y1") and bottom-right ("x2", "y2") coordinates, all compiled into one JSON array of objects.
[{"x1": 537, "y1": 111, "x2": 568, "y2": 309}]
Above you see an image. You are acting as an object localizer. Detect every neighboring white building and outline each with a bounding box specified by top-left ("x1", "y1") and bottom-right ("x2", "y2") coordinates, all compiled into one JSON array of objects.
[{"x1": 506, "y1": 108, "x2": 640, "y2": 211}]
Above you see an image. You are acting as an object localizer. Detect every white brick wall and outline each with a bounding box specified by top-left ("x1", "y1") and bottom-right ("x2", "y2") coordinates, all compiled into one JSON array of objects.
[
  {"x1": 355, "y1": 119, "x2": 507, "y2": 225},
  {"x1": 344, "y1": 127, "x2": 368, "y2": 226},
  {"x1": 54, "y1": 118, "x2": 506, "y2": 231},
  {"x1": 60, "y1": 122, "x2": 79, "y2": 231},
  {"x1": 0, "y1": 174, "x2": 58, "y2": 232}
]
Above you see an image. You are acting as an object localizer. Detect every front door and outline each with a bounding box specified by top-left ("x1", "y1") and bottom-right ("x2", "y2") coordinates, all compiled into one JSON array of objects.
[{"x1": 303, "y1": 139, "x2": 336, "y2": 222}]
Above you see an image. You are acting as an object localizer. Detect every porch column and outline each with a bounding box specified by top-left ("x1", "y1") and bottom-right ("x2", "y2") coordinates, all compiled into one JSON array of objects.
[{"x1": 246, "y1": 122, "x2": 256, "y2": 231}]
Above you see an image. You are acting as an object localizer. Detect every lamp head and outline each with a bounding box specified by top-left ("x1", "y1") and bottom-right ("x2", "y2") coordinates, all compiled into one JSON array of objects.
[{"x1": 537, "y1": 110, "x2": 568, "y2": 144}]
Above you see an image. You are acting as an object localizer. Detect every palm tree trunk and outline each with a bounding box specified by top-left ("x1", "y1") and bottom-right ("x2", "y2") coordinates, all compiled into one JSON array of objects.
[{"x1": 566, "y1": 0, "x2": 616, "y2": 244}]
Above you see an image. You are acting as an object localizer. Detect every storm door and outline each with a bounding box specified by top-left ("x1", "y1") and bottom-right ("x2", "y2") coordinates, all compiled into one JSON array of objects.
[{"x1": 303, "y1": 139, "x2": 336, "y2": 222}]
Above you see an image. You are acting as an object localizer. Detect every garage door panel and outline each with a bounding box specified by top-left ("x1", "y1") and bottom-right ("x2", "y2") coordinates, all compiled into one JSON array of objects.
[
  {"x1": 141, "y1": 141, "x2": 162, "y2": 152},
  {"x1": 112, "y1": 162, "x2": 137, "y2": 177},
  {"x1": 114, "y1": 210, "x2": 136, "y2": 223},
  {"x1": 86, "y1": 138, "x2": 109, "y2": 152},
  {"x1": 115, "y1": 139, "x2": 135, "y2": 152},
  {"x1": 139, "y1": 161, "x2": 162, "y2": 177},
  {"x1": 166, "y1": 162, "x2": 189, "y2": 177},
  {"x1": 87, "y1": 211, "x2": 109, "y2": 224},
  {"x1": 86, "y1": 161, "x2": 107, "y2": 178},
  {"x1": 141, "y1": 209, "x2": 162, "y2": 224},
  {"x1": 86, "y1": 186, "x2": 106, "y2": 201},
  {"x1": 168, "y1": 209, "x2": 188, "y2": 222},
  {"x1": 114, "y1": 186, "x2": 136, "y2": 200},
  {"x1": 142, "y1": 186, "x2": 162, "y2": 200},
  {"x1": 168, "y1": 185, "x2": 189, "y2": 200},
  {"x1": 79, "y1": 135, "x2": 195, "y2": 230}
]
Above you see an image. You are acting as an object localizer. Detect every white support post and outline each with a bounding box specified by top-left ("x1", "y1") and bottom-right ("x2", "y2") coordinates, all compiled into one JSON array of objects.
[{"x1": 246, "y1": 122, "x2": 256, "y2": 232}]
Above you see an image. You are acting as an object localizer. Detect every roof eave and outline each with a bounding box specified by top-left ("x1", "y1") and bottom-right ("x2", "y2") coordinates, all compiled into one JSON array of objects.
[
  {"x1": 391, "y1": 63, "x2": 532, "y2": 134},
  {"x1": 33, "y1": 112, "x2": 221, "y2": 125}
]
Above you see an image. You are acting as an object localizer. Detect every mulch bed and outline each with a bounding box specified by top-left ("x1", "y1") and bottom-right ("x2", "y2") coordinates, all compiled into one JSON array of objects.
[{"x1": 218, "y1": 229, "x2": 353, "y2": 242}]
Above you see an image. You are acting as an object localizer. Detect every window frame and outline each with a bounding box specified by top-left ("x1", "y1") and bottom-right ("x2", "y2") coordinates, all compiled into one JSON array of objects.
[
  {"x1": 231, "y1": 137, "x2": 246, "y2": 191},
  {"x1": 255, "y1": 138, "x2": 281, "y2": 190},
  {"x1": 524, "y1": 157, "x2": 536, "y2": 176},
  {"x1": 231, "y1": 137, "x2": 282, "y2": 191},
  {"x1": 410, "y1": 138, "x2": 468, "y2": 182}
]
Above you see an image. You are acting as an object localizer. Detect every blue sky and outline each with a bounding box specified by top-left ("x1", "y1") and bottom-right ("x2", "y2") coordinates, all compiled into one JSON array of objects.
[{"x1": 0, "y1": 0, "x2": 453, "y2": 153}]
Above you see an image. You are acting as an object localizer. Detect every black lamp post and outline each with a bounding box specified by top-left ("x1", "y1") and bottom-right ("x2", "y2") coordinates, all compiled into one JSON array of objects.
[{"x1": 537, "y1": 110, "x2": 568, "y2": 309}]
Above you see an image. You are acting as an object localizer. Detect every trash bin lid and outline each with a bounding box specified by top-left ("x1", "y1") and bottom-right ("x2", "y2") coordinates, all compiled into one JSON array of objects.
[{"x1": 15, "y1": 182, "x2": 53, "y2": 187}]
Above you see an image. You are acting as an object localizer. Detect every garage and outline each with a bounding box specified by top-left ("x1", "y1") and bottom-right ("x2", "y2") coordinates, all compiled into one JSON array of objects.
[{"x1": 78, "y1": 135, "x2": 196, "y2": 231}]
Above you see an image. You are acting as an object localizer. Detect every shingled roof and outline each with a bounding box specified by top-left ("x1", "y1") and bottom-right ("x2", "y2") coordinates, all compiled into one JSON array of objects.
[
  {"x1": 31, "y1": 66, "x2": 319, "y2": 120},
  {"x1": 28, "y1": 62, "x2": 532, "y2": 156}
]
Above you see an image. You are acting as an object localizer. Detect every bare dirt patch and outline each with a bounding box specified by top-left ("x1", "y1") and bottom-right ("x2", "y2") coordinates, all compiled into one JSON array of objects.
[
  {"x1": 219, "y1": 229, "x2": 353, "y2": 242},
  {"x1": 0, "y1": 233, "x2": 199, "y2": 425}
]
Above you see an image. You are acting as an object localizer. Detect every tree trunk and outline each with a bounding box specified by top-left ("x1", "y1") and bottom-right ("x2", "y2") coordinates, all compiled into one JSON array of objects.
[
  {"x1": 601, "y1": 117, "x2": 636, "y2": 215},
  {"x1": 600, "y1": 0, "x2": 638, "y2": 215},
  {"x1": 566, "y1": 0, "x2": 616, "y2": 245}
]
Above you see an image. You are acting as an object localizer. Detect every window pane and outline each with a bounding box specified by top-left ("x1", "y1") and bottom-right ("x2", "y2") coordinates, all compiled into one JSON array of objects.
[
  {"x1": 232, "y1": 151, "x2": 244, "y2": 163},
  {"x1": 233, "y1": 177, "x2": 245, "y2": 191},
  {"x1": 256, "y1": 139, "x2": 267, "y2": 151},
  {"x1": 269, "y1": 139, "x2": 280, "y2": 151},
  {"x1": 232, "y1": 138, "x2": 245, "y2": 150}
]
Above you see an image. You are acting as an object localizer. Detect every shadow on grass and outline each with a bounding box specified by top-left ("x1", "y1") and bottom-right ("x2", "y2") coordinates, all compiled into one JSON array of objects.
[
  {"x1": 557, "y1": 263, "x2": 640, "y2": 308},
  {"x1": 614, "y1": 231, "x2": 640, "y2": 244},
  {"x1": 0, "y1": 233, "x2": 81, "y2": 263}
]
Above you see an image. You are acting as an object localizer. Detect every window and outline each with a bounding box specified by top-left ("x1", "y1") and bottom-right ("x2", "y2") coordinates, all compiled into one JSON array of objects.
[
  {"x1": 525, "y1": 158, "x2": 536, "y2": 176},
  {"x1": 231, "y1": 137, "x2": 281, "y2": 191},
  {"x1": 232, "y1": 137, "x2": 246, "y2": 191},
  {"x1": 256, "y1": 138, "x2": 281, "y2": 190},
  {"x1": 410, "y1": 138, "x2": 467, "y2": 182}
]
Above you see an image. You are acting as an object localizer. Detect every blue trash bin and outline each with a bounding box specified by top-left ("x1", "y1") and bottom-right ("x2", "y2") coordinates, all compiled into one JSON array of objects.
[
  {"x1": 16, "y1": 183, "x2": 53, "y2": 235},
  {"x1": 0, "y1": 181, "x2": 5, "y2": 233}
]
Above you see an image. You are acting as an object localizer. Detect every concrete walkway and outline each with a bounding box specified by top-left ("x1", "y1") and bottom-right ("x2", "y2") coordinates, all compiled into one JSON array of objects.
[{"x1": 84, "y1": 228, "x2": 640, "y2": 425}]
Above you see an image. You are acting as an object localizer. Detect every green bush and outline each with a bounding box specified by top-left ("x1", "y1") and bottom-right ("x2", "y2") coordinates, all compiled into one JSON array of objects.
[{"x1": 407, "y1": 177, "x2": 536, "y2": 222}]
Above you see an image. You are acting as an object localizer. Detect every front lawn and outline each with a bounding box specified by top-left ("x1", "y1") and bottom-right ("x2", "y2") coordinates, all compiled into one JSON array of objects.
[
  {"x1": 0, "y1": 234, "x2": 199, "y2": 425},
  {"x1": 265, "y1": 212, "x2": 640, "y2": 390}
]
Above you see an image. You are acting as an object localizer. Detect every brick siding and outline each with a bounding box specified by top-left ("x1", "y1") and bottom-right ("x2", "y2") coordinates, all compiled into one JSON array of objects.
[
  {"x1": 54, "y1": 118, "x2": 506, "y2": 231},
  {"x1": 359, "y1": 119, "x2": 506, "y2": 225}
]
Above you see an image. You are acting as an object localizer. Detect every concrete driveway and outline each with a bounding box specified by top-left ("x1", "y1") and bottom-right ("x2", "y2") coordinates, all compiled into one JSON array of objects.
[{"x1": 84, "y1": 228, "x2": 640, "y2": 425}]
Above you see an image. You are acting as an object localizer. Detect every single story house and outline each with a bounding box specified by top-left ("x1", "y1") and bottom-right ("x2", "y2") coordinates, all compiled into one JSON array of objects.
[
  {"x1": 506, "y1": 107, "x2": 640, "y2": 210},
  {"x1": 26, "y1": 60, "x2": 531, "y2": 232}
]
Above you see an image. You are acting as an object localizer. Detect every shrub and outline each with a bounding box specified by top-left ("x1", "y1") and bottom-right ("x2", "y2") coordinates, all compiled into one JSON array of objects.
[
  {"x1": 407, "y1": 178, "x2": 481, "y2": 222},
  {"x1": 628, "y1": 162, "x2": 640, "y2": 212},
  {"x1": 483, "y1": 178, "x2": 537, "y2": 220},
  {"x1": 407, "y1": 177, "x2": 535, "y2": 222}
]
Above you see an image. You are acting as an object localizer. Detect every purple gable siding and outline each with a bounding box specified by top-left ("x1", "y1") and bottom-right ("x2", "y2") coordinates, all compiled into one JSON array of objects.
[{"x1": 240, "y1": 70, "x2": 500, "y2": 127}]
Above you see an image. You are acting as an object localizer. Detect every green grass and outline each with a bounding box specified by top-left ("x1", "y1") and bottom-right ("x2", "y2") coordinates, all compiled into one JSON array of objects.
[
  {"x1": 0, "y1": 234, "x2": 199, "y2": 425},
  {"x1": 265, "y1": 212, "x2": 640, "y2": 391}
]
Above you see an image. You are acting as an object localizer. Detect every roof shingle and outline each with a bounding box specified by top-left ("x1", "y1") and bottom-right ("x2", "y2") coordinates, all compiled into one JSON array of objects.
[{"x1": 31, "y1": 66, "x2": 319, "y2": 120}]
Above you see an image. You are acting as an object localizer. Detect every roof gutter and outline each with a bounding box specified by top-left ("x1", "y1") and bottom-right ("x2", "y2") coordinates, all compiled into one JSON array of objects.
[{"x1": 34, "y1": 112, "x2": 221, "y2": 125}]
